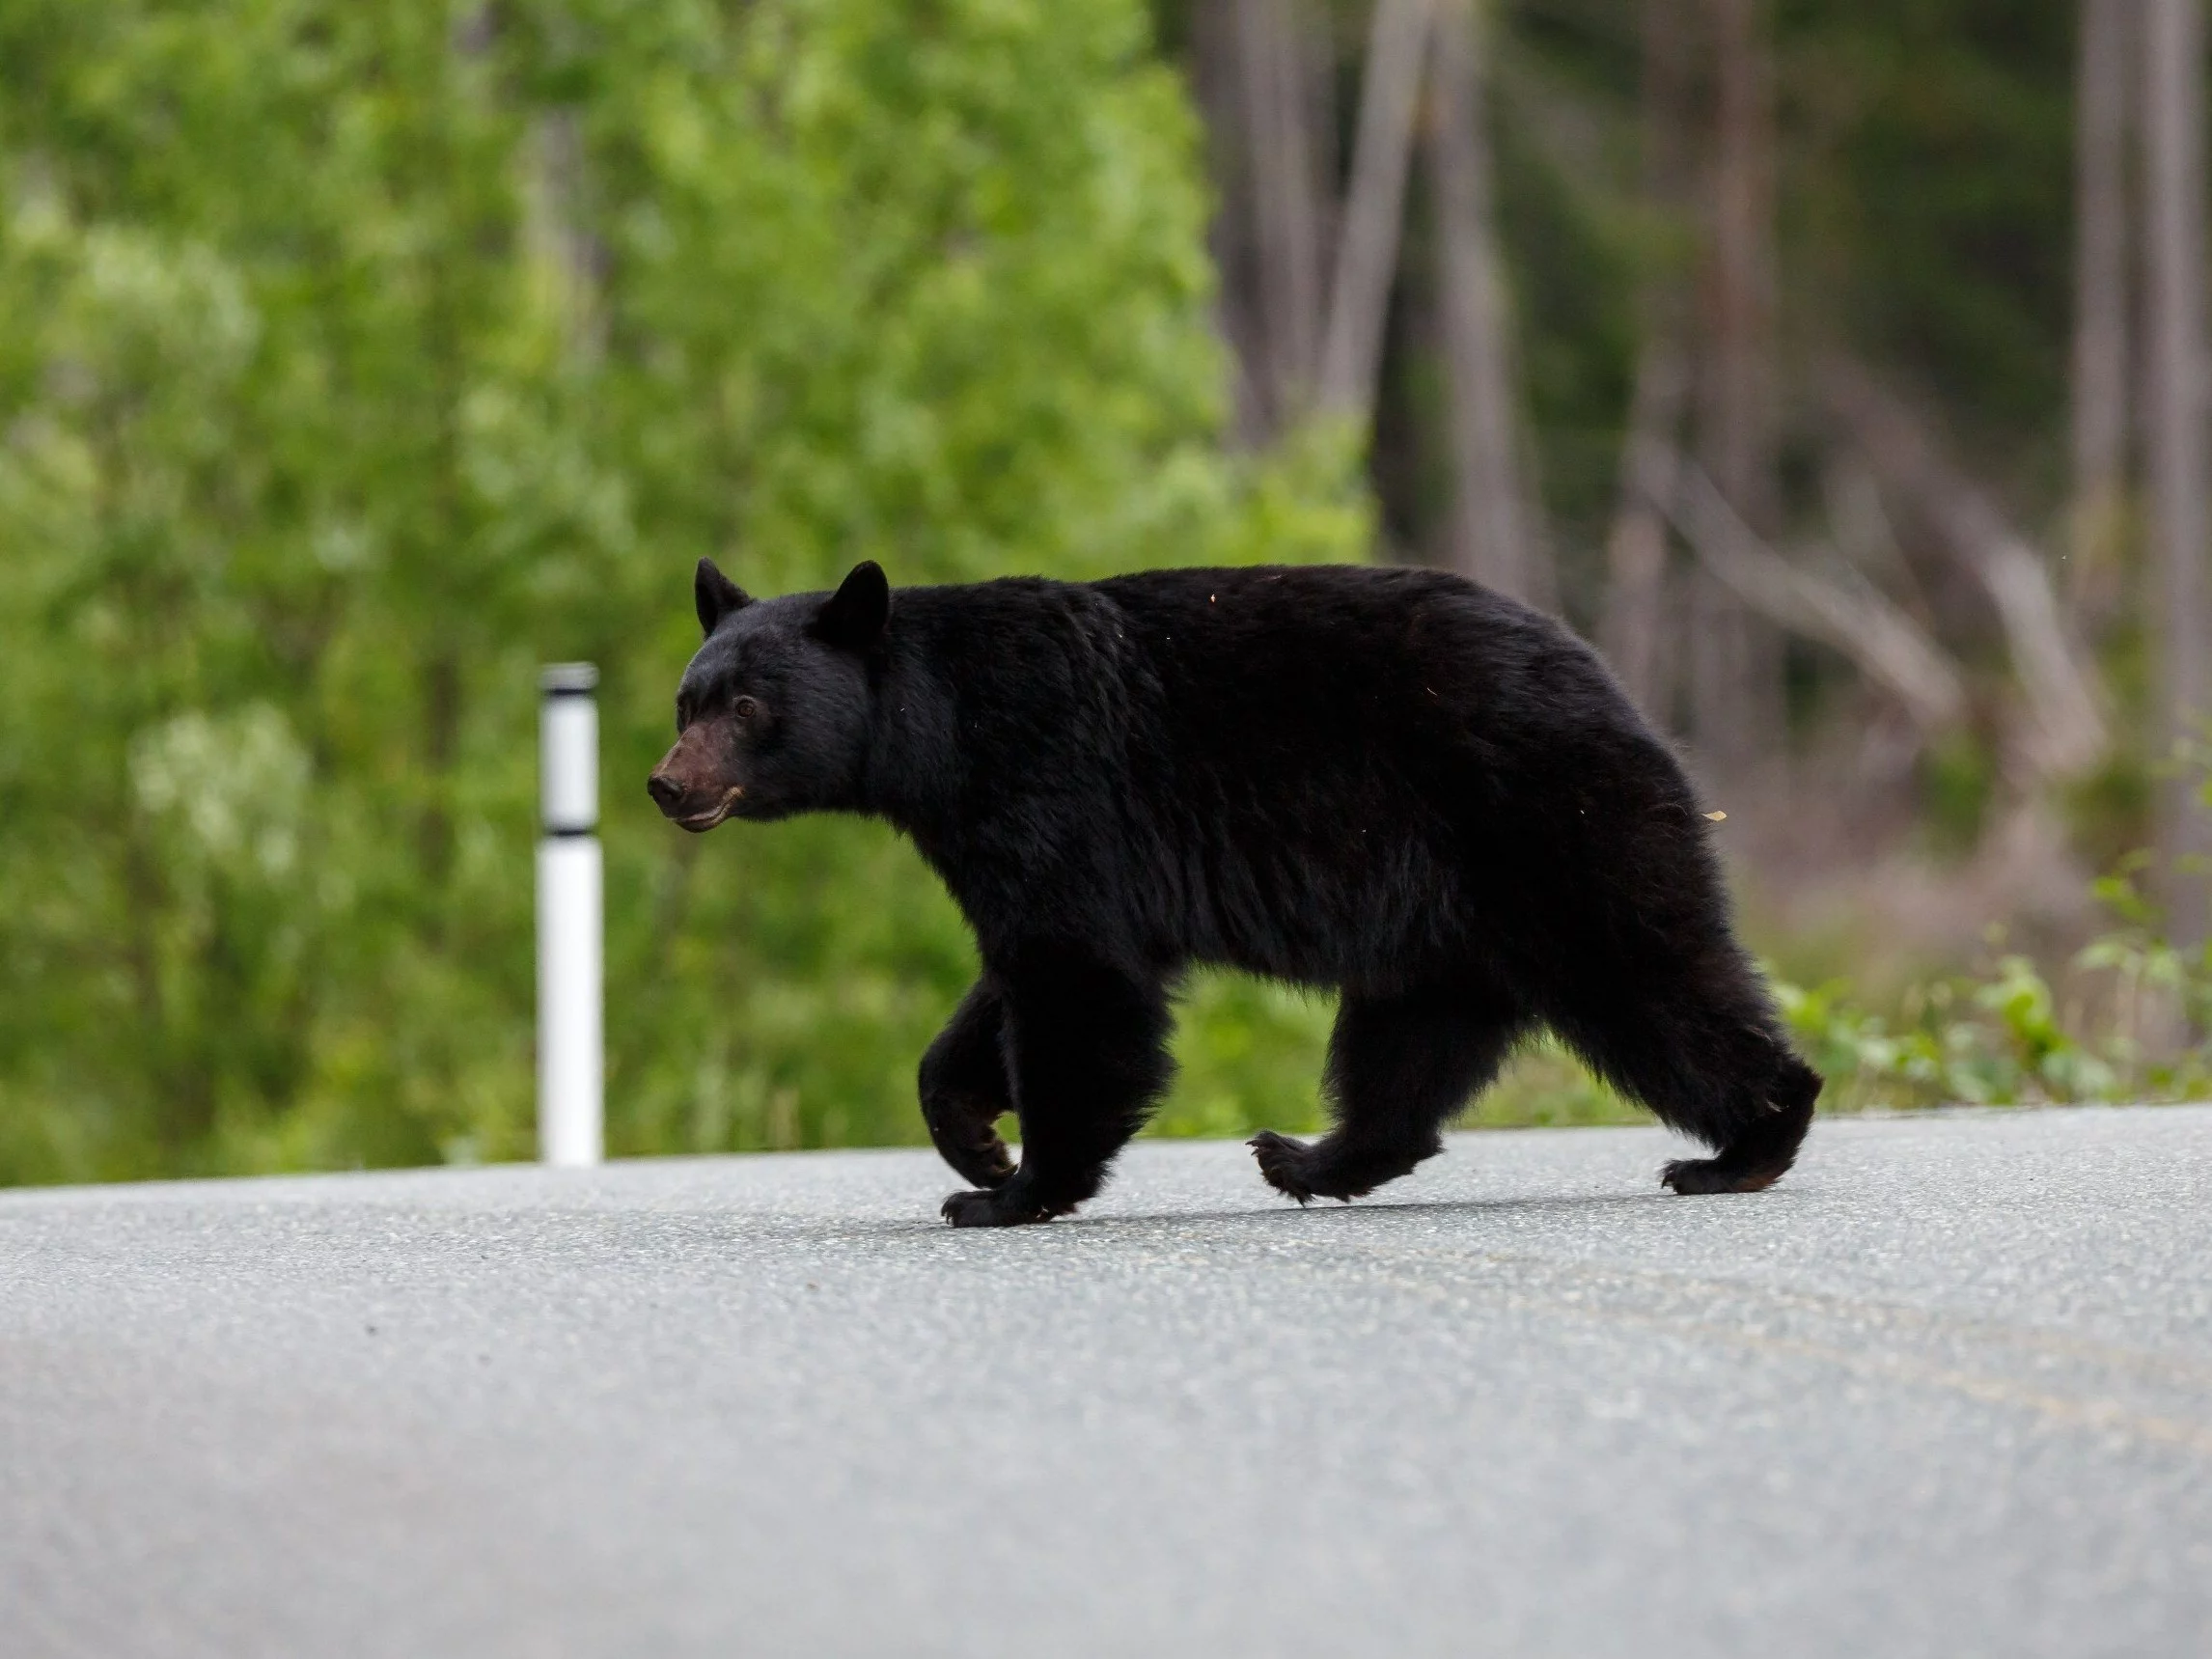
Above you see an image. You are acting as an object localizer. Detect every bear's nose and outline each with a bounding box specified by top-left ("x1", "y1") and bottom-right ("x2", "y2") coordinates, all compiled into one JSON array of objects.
[{"x1": 646, "y1": 771, "x2": 685, "y2": 812}]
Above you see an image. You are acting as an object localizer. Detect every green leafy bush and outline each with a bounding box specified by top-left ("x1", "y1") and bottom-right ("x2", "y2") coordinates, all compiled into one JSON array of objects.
[
  {"x1": 1766, "y1": 848, "x2": 2212, "y2": 1114},
  {"x1": 0, "y1": 0, "x2": 1368, "y2": 1184}
]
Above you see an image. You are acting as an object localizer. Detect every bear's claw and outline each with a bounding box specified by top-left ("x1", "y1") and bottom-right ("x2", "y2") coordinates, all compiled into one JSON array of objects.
[{"x1": 1249, "y1": 1130, "x2": 1318, "y2": 1204}]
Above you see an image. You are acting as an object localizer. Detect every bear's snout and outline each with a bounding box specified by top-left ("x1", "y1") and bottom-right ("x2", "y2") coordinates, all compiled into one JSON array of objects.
[{"x1": 649, "y1": 730, "x2": 745, "y2": 832}]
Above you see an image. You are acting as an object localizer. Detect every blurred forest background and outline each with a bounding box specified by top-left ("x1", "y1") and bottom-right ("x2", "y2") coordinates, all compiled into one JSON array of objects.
[{"x1": 5, "y1": 0, "x2": 2212, "y2": 1184}]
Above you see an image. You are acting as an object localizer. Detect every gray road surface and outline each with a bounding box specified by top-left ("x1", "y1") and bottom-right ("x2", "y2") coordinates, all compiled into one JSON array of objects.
[{"x1": 7, "y1": 1106, "x2": 2212, "y2": 1658}]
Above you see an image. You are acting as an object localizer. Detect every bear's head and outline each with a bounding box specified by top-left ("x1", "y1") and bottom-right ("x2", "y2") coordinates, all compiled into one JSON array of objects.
[{"x1": 647, "y1": 558, "x2": 890, "y2": 830}]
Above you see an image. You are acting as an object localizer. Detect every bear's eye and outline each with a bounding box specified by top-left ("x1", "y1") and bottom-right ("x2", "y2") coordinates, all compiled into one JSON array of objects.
[{"x1": 733, "y1": 695, "x2": 760, "y2": 721}]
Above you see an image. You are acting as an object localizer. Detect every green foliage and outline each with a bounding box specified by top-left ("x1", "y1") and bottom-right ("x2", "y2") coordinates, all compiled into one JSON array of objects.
[
  {"x1": 1920, "y1": 730, "x2": 1997, "y2": 858},
  {"x1": 1771, "y1": 754, "x2": 2212, "y2": 1114},
  {"x1": 1459, "y1": 1037, "x2": 1645, "y2": 1131},
  {"x1": 1768, "y1": 852, "x2": 2212, "y2": 1115},
  {"x1": 2063, "y1": 750, "x2": 2155, "y2": 880},
  {"x1": 0, "y1": 0, "x2": 1369, "y2": 1184},
  {"x1": 1152, "y1": 972, "x2": 1335, "y2": 1140}
]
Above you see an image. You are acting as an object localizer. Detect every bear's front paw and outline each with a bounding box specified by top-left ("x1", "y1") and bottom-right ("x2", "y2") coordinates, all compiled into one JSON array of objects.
[
  {"x1": 1249, "y1": 1130, "x2": 1318, "y2": 1204},
  {"x1": 939, "y1": 1187, "x2": 1059, "y2": 1228}
]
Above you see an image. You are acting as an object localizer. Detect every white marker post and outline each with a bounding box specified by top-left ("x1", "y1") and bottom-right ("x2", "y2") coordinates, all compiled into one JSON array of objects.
[{"x1": 538, "y1": 663, "x2": 603, "y2": 1167}]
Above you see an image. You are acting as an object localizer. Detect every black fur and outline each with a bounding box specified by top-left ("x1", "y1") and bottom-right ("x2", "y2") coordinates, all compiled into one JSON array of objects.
[{"x1": 650, "y1": 561, "x2": 1819, "y2": 1225}]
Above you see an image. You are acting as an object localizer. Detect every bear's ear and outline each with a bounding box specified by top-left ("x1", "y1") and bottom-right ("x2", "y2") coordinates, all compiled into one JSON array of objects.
[
  {"x1": 695, "y1": 557, "x2": 752, "y2": 638},
  {"x1": 813, "y1": 561, "x2": 891, "y2": 654}
]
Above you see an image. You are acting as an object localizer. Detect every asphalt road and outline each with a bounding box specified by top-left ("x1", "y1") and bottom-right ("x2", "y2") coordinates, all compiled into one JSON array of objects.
[{"x1": 8, "y1": 1107, "x2": 2212, "y2": 1658}]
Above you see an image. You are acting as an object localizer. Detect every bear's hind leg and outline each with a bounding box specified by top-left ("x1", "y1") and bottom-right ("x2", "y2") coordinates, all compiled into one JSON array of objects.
[
  {"x1": 918, "y1": 977, "x2": 1017, "y2": 1191},
  {"x1": 939, "y1": 950, "x2": 1174, "y2": 1228},
  {"x1": 1556, "y1": 982, "x2": 1820, "y2": 1196},
  {"x1": 1252, "y1": 980, "x2": 1527, "y2": 1204}
]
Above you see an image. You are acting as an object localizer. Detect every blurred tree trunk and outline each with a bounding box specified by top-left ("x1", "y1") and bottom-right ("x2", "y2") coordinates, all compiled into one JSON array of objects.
[
  {"x1": 1603, "y1": 345, "x2": 1687, "y2": 709},
  {"x1": 1427, "y1": 1, "x2": 1549, "y2": 607},
  {"x1": 1317, "y1": 0, "x2": 1433, "y2": 427},
  {"x1": 1691, "y1": 0, "x2": 1783, "y2": 778},
  {"x1": 1190, "y1": 0, "x2": 1271, "y2": 444},
  {"x1": 526, "y1": 108, "x2": 605, "y2": 364},
  {"x1": 1602, "y1": 0, "x2": 1697, "y2": 715},
  {"x1": 2143, "y1": 0, "x2": 2210, "y2": 944},
  {"x1": 2070, "y1": 0, "x2": 2135, "y2": 619},
  {"x1": 1823, "y1": 362, "x2": 2108, "y2": 788},
  {"x1": 1668, "y1": 459, "x2": 1967, "y2": 738},
  {"x1": 1232, "y1": 0, "x2": 1330, "y2": 431}
]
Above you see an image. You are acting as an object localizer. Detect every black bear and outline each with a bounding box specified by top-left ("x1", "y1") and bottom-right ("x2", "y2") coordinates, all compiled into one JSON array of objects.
[{"x1": 649, "y1": 558, "x2": 1819, "y2": 1226}]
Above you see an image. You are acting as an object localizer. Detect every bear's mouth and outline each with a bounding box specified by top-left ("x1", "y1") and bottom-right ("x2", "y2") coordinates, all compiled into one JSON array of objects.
[{"x1": 677, "y1": 786, "x2": 744, "y2": 832}]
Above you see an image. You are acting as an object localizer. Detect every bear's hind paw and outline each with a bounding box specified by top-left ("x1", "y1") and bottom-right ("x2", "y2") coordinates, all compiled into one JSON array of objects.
[
  {"x1": 939, "y1": 1187, "x2": 1061, "y2": 1227},
  {"x1": 1660, "y1": 1157, "x2": 1783, "y2": 1196}
]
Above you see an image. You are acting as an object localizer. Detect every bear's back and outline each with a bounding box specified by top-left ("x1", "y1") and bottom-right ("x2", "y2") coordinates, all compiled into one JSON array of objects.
[
  {"x1": 1087, "y1": 563, "x2": 1629, "y2": 796},
  {"x1": 1065, "y1": 566, "x2": 1661, "y2": 982}
]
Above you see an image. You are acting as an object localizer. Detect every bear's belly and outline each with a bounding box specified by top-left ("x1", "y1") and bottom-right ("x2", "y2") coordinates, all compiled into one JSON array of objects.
[{"x1": 1166, "y1": 840, "x2": 1479, "y2": 991}]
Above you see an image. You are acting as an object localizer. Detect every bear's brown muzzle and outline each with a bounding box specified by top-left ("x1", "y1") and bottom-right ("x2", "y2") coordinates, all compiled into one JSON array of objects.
[{"x1": 648, "y1": 728, "x2": 743, "y2": 831}]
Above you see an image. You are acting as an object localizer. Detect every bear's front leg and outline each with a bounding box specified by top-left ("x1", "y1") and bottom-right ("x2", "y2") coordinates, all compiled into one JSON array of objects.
[
  {"x1": 918, "y1": 977, "x2": 1017, "y2": 1190},
  {"x1": 938, "y1": 949, "x2": 1172, "y2": 1228}
]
